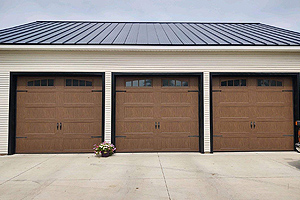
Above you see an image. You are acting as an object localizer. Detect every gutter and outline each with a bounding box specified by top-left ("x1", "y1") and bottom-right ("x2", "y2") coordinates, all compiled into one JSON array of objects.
[{"x1": 0, "y1": 45, "x2": 300, "y2": 52}]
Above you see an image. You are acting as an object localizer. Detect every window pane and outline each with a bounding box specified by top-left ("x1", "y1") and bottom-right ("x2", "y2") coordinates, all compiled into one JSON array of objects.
[
  {"x1": 86, "y1": 81, "x2": 92, "y2": 86},
  {"x1": 41, "y1": 79, "x2": 47, "y2": 86},
  {"x1": 66, "y1": 79, "x2": 72, "y2": 86},
  {"x1": 132, "y1": 80, "x2": 138, "y2": 87},
  {"x1": 145, "y1": 79, "x2": 151, "y2": 86},
  {"x1": 176, "y1": 80, "x2": 181, "y2": 86},
  {"x1": 234, "y1": 80, "x2": 240, "y2": 86},
  {"x1": 48, "y1": 79, "x2": 54, "y2": 86},
  {"x1": 27, "y1": 81, "x2": 33, "y2": 86},
  {"x1": 241, "y1": 79, "x2": 246, "y2": 86},
  {"x1": 264, "y1": 80, "x2": 269, "y2": 86},
  {"x1": 257, "y1": 79, "x2": 263, "y2": 86},
  {"x1": 228, "y1": 80, "x2": 233, "y2": 86},
  {"x1": 79, "y1": 80, "x2": 85, "y2": 86},
  {"x1": 182, "y1": 81, "x2": 188, "y2": 86},
  {"x1": 139, "y1": 80, "x2": 145, "y2": 87},
  {"x1": 277, "y1": 81, "x2": 283, "y2": 86},
  {"x1": 126, "y1": 81, "x2": 131, "y2": 87},
  {"x1": 73, "y1": 79, "x2": 78, "y2": 86},
  {"x1": 221, "y1": 81, "x2": 227, "y2": 86},
  {"x1": 169, "y1": 80, "x2": 175, "y2": 86},
  {"x1": 163, "y1": 80, "x2": 168, "y2": 86},
  {"x1": 34, "y1": 80, "x2": 40, "y2": 86},
  {"x1": 271, "y1": 80, "x2": 276, "y2": 86}
]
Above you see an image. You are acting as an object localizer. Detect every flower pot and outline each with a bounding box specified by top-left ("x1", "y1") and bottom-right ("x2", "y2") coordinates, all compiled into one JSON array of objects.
[{"x1": 101, "y1": 151, "x2": 110, "y2": 157}]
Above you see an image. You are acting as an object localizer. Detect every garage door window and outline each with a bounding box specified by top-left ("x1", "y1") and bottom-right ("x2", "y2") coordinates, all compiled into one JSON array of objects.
[
  {"x1": 257, "y1": 79, "x2": 282, "y2": 87},
  {"x1": 221, "y1": 79, "x2": 246, "y2": 86},
  {"x1": 27, "y1": 79, "x2": 54, "y2": 87},
  {"x1": 162, "y1": 79, "x2": 188, "y2": 87},
  {"x1": 66, "y1": 79, "x2": 92, "y2": 87},
  {"x1": 126, "y1": 79, "x2": 152, "y2": 87}
]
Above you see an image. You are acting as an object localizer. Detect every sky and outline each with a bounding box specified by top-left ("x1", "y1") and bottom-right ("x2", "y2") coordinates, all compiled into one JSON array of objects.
[{"x1": 0, "y1": 0, "x2": 300, "y2": 32}]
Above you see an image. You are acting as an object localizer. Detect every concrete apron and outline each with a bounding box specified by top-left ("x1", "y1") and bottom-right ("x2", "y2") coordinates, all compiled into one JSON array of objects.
[{"x1": 0, "y1": 152, "x2": 300, "y2": 200}]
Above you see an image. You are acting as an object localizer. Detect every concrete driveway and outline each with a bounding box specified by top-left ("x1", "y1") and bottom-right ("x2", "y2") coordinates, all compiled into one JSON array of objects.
[{"x1": 0, "y1": 152, "x2": 300, "y2": 200}]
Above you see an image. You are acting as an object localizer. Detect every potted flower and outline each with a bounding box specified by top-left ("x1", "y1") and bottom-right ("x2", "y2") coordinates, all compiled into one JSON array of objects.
[{"x1": 93, "y1": 141, "x2": 116, "y2": 157}]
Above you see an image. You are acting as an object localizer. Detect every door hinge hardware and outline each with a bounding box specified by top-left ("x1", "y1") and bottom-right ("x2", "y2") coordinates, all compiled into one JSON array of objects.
[
  {"x1": 116, "y1": 90, "x2": 126, "y2": 92},
  {"x1": 213, "y1": 135, "x2": 223, "y2": 137},
  {"x1": 16, "y1": 136, "x2": 27, "y2": 139},
  {"x1": 283, "y1": 134, "x2": 294, "y2": 137},
  {"x1": 91, "y1": 136, "x2": 102, "y2": 138},
  {"x1": 188, "y1": 90, "x2": 199, "y2": 92},
  {"x1": 92, "y1": 90, "x2": 102, "y2": 92},
  {"x1": 188, "y1": 135, "x2": 199, "y2": 137},
  {"x1": 282, "y1": 90, "x2": 293, "y2": 92},
  {"x1": 17, "y1": 90, "x2": 28, "y2": 92},
  {"x1": 116, "y1": 136, "x2": 126, "y2": 138},
  {"x1": 212, "y1": 90, "x2": 221, "y2": 92}
]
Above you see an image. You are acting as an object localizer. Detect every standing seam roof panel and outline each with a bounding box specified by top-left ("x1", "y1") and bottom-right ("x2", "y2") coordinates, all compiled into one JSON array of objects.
[
  {"x1": 101, "y1": 23, "x2": 126, "y2": 44},
  {"x1": 43, "y1": 23, "x2": 89, "y2": 44},
  {"x1": 0, "y1": 22, "x2": 58, "y2": 42},
  {"x1": 216, "y1": 24, "x2": 266, "y2": 45},
  {"x1": 209, "y1": 24, "x2": 254, "y2": 45},
  {"x1": 160, "y1": 24, "x2": 182, "y2": 44},
  {"x1": 242, "y1": 24, "x2": 300, "y2": 44},
  {"x1": 125, "y1": 24, "x2": 140, "y2": 44},
  {"x1": 76, "y1": 23, "x2": 107, "y2": 44},
  {"x1": 137, "y1": 24, "x2": 148, "y2": 44},
  {"x1": 113, "y1": 23, "x2": 132, "y2": 44},
  {"x1": 168, "y1": 24, "x2": 194, "y2": 44},
  {"x1": 182, "y1": 24, "x2": 217, "y2": 44},
  {"x1": 0, "y1": 22, "x2": 38, "y2": 35},
  {"x1": 89, "y1": 23, "x2": 118, "y2": 44},
  {"x1": 153, "y1": 24, "x2": 171, "y2": 44},
  {"x1": 175, "y1": 24, "x2": 206, "y2": 44},
  {"x1": 202, "y1": 24, "x2": 242, "y2": 45},
  {"x1": 64, "y1": 23, "x2": 100, "y2": 44},
  {"x1": 260, "y1": 24, "x2": 300, "y2": 38},
  {"x1": 192, "y1": 24, "x2": 230, "y2": 44},
  {"x1": 146, "y1": 24, "x2": 160, "y2": 44},
  {"x1": 230, "y1": 24, "x2": 289, "y2": 45},
  {"x1": 28, "y1": 23, "x2": 81, "y2": 43},
  {"x1": 53, "y1": 23, "x2": 95, "y2": 44},
  {"x1": 220, "y1": 24, "x2": 275, "y2": 45},
  {"x1": 20, "y1": 23, "x2": 73, "y2": 43},
  {"x1": 7, "y1": 23, "x2": 70, "y2": 43}
]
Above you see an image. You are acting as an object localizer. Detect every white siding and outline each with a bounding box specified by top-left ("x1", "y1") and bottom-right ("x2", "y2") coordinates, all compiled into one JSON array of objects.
[
  {"x1": 1, "y1": 50, "x2": 300, "y2": 154},
  {"x1": 203, "y1": 72, "x2": 211, "y2": 152},
  {"x1": 104, "y1": 72, "x2": 112, "y2": 143}
]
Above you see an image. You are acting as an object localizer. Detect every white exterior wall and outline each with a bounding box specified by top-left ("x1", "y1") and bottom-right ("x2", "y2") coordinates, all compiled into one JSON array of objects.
[{"x1": 1, "y1": 50, "x2": 300, "y2": 154}]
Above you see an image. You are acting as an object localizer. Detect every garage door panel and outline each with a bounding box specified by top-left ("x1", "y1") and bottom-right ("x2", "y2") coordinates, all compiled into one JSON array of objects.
[
  {"x1": 124, "y1": 107, "x2": 154, "y2": 118},
  {"x1": 22, "y1": 107, "x2": 57, "y2": 120},
  {"x1": 17, "y1": 122, "x2": 56, "y2": 135},
  {"x1": 255, "y1": 91, "x2": 291, "y2": 105},
  {"x1": 62, "y1": 138, "x2": 100, "y2": 152},
  {"x1": 217, "y1": 91, "x2": 250, "y2": 104},
  {"x1": 254, "y1": 121, "x2": 293, "y2": 133},
  {"x1": 214, "y1": 107, "x2": 251, "y2": 119},
  {"x1": 161, "y1": 106, "x2": 197, "y2": 118},
  {"x1": 117, "y1": 137, "x2": 155, "y2": 152},
  {"x1": 214, "y1": 121, "x2": 251, "y2": 134},
  {"x1": 213, "y1": 137, "x2": 249, "y2": 151},
  {"x1": 160, "y1": 121, "x2": 197, "y2": 134},
  {"x1": 250, "y1": 137, "x2": 294, "y2": 151},
  {"x1": 62, "y1": 122, "x2": 100, "y2": 135},
  {"x1": 16, "y1": 139, "x2": 61, "y2": 153},
  {"x1": 125, "y1": 92, "x2": 154, "y2": 104},
  {"x1": 61, "y1": 107, "x2": 99, "y2": 119},
  {"x1": 62, "y1": 92, "x2": 101, "y2": 105},
  {"x1": 255, "y1": 106, "x2": 293, "y2": 119},
  {"x1": 158, "y1": 137, "x2": 198, "y2": 151},
  {"x1": 116, "y1": 121, "x2": 154, "y2": 134},
  {"x1": 22, "y1": 92, "x2": 57, "y2": 104}
]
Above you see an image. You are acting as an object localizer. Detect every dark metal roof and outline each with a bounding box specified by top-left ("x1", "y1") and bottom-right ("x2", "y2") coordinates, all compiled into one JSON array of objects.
[{"x1": 1, "y1": 21, "x2": 300, "y2": 46}]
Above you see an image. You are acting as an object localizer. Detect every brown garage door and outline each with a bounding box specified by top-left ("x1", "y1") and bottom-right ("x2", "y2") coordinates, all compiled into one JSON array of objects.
[
  {"x1": 116, "y1": 76, "x2": 199, "y2": 152},
  {"x1": 16, "y1": 76, "x2": 102, "y2": 153},
  {"x1": 213, "y1": 76, "x2": 294, "y2": 151}
]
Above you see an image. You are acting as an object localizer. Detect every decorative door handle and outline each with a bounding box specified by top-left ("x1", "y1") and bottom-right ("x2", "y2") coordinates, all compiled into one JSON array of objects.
[
  {"x1": 155, "y1": 122, "x2": 157, "y2": 129},
  {"x1": 253, "y1": 122, "x2": 256, "y2": 129},
  {"x1": 250, "y1": 121, "x2": 252, "y2": 129},
  {"x1": 158, "y1": 122, "x2": 160, "y2": 129},
  {"x1": 60, "y1": 123, "x2": 62, "y2": 130},
  {"x1": 57, "y1": 123, "x2": 59, "y2": 130}
]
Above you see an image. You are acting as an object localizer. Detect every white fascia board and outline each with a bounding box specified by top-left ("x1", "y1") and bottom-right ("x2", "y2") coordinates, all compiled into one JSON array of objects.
[{"x1": 1, "y1": 45, "x2": 300, "y2": 52}]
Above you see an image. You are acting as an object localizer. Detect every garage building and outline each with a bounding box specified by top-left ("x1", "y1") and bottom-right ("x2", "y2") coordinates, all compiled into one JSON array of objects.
[{"x1": 0, "y1": 21, "x2": 299, "y2": 154}]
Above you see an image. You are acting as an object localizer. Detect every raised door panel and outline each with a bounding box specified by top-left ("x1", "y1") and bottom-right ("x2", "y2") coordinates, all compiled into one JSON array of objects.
[
  {"x1": 59, "y1": 77, "x2": 102, "y2": 152},
  {"x1": 116, "y1": 77, "x2": 156, "y2": 152},
  {"x1": 16, "y1": 77, "x2": 60, "y2": 153},
  {"x1": 251, "y1": 77, "x2": 294, "y2": 150},
  {"x1": 212, "y1": 77, "x2": 253, "y2": 151}
]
